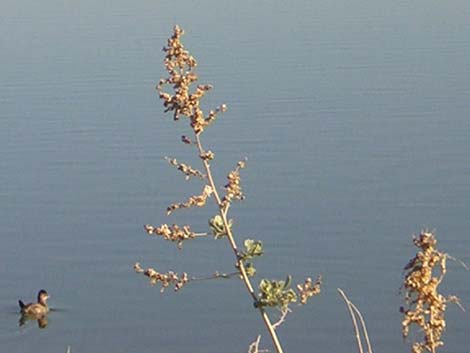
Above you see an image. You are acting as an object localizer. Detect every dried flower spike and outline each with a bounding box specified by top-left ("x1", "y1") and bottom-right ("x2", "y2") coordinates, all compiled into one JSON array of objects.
[
  {"x1": 134, "y1": 263, "x2": 190, "y2": 292},
  {"x1": 157, "y1": 25, "x2": 226, "y2": 134},
  {"x1": 165, "y1": 157, "x2": 205, "y2": 180},
  {"x1": 297, "y1": 275, "x2": 322, "y2": 305},
  {"x1": 167, "y1": 185, "x2": 213, "y2": 215},
  {"x1": 144, "y1": 223, "x2": 203, "y2": 249},
  {"x1": 223, "y1": 159, "x2": 247, "y2": 206},
  {"x1": 401, "y1": 231, "x2": 460, "y2": 353}
]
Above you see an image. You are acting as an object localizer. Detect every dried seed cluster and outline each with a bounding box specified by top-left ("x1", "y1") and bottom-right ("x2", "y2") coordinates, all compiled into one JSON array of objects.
[
  {"x1": 167, "y1": 184, "x2": 213, "y2": 215},
  {"x1": 134, "y1": 263, "x2": 189, "y2": 292},
  {"x1": 157, "y1": 25, "x2": 226, "y2": 134},
  {"x1": 144, "y1": 223, "x2": 195, "y2": 249},
  {"x1": 401, "y1": 231, "x2": 455, "y2": 353},
  {"x1": 199, "y1": 150, "x2": 215, "y2": 161},
  {"x1": 223, "y1": 160, "x2": 246, "y2": 206},
  {"x1": 297, "y1": 275, "x2": 322, "y2": 305},
  {"x1": 165, "y1": 157, "x2": 205, "y2": 180}
]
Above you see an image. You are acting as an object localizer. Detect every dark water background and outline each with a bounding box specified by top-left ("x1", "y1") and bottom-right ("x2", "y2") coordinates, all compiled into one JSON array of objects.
[{"x1": 1, "y1": 1, "x2": 469, "y2": 352}]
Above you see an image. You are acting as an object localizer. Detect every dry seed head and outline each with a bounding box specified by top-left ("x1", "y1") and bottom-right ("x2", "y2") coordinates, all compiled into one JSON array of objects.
[
  {"x1": 134, "y1": 262, "x2": 190, "y2": 292},
  {"x1": 200, "y1": 150, "x2": 215, "y2": 161},
  {"x1": 165, "y1": 157, "x2": 205, "y2": 180},
  {"x1": 297, "y1": 275, "x2": 322, "y2": 305},
  {"x1": 157, "y1": 25, "x2": 226, "y2": 134},
  {"x1": 222, "y1": 159, "x2": 247, "y2": 206},
  {"x1": 167, "y1": 185, "x2": 213, "y2": 215},
  {"x1": 144, "y1": 223, "x2": 196, "y2": 249},
  {"x1": 401, "y1": 230, "x2": 459, "y2": 353}
]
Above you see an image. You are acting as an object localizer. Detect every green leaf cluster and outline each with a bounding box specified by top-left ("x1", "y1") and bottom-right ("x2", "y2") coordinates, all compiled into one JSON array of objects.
[
  {"x1": 238, "y1": 239, "x2": 264, "y2": 277},
  {"x1": 209, "y1": 215, "x2": 232, "y2": 239},
  {"x1": 244, "y1": 262, "x2": 257, "y2": 277},
  {"x1": 240, "y1": 239, "x2": 264, "y2": 260},
  {"x1": 256, "y1": 276, "x2": 297, "y2": 310}
]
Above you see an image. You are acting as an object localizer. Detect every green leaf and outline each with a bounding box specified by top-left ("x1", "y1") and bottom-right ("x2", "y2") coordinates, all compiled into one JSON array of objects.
[
  {"x1": 209, "y1": 215, "x2": 232, "y2": 239},
  {"x1": 240, "y1": 239, "x2": 264, "y2": 260},
  {"x1": 244, "y1": 262, "x2": 256, "y2": 277},
  {"x1": 257, "y1": 277, "x2": 298, "y2": 310},
  {"x1": 283, "y1": 275, "x2": 292, "y2": 290}
]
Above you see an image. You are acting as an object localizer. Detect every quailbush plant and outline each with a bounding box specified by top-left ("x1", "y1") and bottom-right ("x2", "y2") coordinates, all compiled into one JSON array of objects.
[{"x1": 134, "y1": 26, "x2": 321, "y2": 353}]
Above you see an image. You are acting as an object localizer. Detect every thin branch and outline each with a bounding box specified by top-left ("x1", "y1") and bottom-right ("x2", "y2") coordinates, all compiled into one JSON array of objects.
[
  {"x1": 190, "y1": 271, "x2": 239, "y2": 281},
  {"x1": 272, "y1": 307, "x2": 291, "y2": 330}
]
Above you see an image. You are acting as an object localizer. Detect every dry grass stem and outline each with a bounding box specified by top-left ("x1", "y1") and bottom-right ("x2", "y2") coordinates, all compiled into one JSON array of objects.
[{"x1": 338, "y1": 288, "x2": 373, "y2": 353}]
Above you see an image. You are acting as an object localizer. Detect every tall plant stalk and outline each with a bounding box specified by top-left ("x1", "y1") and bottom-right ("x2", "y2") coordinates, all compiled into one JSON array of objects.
[
  {"x1": 135, "y1": 26, "x2": 321, "y2": 353},
  {"x1": 194, "y1": 134, "x2": 285, "y2": 352}
]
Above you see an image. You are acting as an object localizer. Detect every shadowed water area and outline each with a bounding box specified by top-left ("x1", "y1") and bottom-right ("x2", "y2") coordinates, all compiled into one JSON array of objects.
[{"x1": 1, "y1": 0, "x2": 469, "y2": 352}]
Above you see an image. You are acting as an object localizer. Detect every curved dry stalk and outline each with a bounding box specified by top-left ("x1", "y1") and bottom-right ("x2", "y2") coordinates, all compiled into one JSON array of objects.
[
  {"x1": 337, "y1": 288, "x2": 373, "y2": 353},
  {"x1": 349, "y1": 301, "x2": 373, "y2": 353}
]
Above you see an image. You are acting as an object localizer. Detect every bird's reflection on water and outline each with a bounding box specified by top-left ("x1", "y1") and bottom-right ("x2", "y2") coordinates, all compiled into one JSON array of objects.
[{"x1": 19, "y1": 313, "x2": 49, "y2": 328}]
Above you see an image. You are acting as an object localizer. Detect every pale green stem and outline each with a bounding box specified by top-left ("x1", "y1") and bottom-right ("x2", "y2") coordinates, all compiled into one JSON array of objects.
[{"x1": 195, "y1": 132, "x2": 284, "y2": 353}]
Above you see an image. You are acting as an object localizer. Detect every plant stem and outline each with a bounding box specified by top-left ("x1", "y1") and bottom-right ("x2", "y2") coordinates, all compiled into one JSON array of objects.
[
  {"x1": 338, "y1": 288, "x2": 373, "y2": 353},
  {"x1": 195, "y1": 133, "x2": 284, "y2": 353}
]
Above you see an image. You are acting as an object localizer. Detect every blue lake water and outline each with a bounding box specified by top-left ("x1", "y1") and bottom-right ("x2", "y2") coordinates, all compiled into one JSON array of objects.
[{"x1": 1, "y1": 1, "x2": 469, "y2": 352}]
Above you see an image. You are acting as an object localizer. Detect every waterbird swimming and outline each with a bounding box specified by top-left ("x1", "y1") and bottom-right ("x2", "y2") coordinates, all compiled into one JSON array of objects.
[{"x1": 19, "y1": 289, "x2": 50, "y2": 316}]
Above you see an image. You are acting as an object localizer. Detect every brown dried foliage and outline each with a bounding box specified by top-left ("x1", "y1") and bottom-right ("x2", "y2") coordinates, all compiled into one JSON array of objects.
[
  {"x1": 165, "y1": 157, "x2": 205, "y2": 180},
  {"x1": 166, "y1": 184, "x2": 213, "y2": 215},
  {"x1": 223, "y1": 159, "x2": 247, "y2": 207},
  {"x1": 401, "y1": 231, "x2": 460, "y2": 353},
  {"x1": 134, "y1": 263, "x2": 189, "y2": 292},
  {"x1": 144, "y1": 223, "x2": 196, "y2": 249},
  {"x1": 157, "y1": 25, "x2": 226, "y2": 134},
  {"x1": 297, "y1": 275, "x2": 322, "y2": 305}
]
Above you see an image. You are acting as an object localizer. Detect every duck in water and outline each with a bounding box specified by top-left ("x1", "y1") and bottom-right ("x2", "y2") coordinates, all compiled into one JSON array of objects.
[{"x1": 19, "y1": 290, "x2": 50, "y2": 328}]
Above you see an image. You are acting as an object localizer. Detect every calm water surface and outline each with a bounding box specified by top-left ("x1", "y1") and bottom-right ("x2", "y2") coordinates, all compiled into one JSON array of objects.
[{"x1": 1, "y1": 1, "x2": 469, "y2": 352}]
